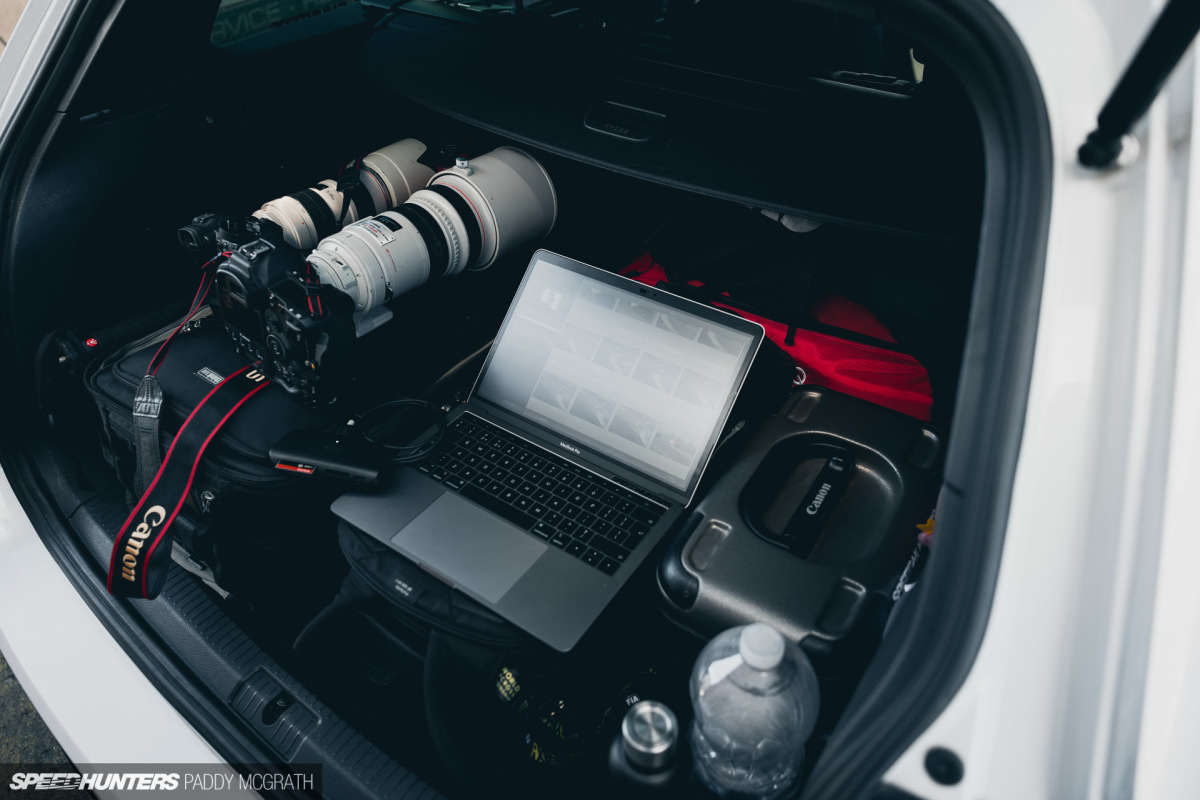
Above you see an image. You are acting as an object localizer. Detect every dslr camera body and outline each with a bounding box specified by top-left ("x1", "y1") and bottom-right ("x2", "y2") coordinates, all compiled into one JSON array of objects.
[{"x1": 191, "y1": 216, "x2": 357, "y2": 407}]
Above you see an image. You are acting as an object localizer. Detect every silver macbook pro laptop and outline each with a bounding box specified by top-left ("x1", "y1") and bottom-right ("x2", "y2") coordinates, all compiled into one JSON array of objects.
[{"x1": 331, "y1": 249, "x2": 764, "y2": 651}]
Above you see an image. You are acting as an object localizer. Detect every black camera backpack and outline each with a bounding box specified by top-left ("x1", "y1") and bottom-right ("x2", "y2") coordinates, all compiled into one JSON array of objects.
[{"x1": 85, "y1": 316, "x2": 344, "y2": 614}]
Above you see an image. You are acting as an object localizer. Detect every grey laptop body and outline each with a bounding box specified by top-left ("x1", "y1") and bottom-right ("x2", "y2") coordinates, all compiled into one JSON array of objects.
[{"x1": 332, "y1": 250, "x2": 764, "y2": 651}]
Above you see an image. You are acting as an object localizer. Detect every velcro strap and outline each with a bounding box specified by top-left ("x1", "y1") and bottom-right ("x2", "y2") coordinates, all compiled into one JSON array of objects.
[
  {"x1": 107, "y1": 366, "x2": 273, "y2": 599},
  {"x1": 131, "y1": 375, "x2": 163, "y2": 496}
]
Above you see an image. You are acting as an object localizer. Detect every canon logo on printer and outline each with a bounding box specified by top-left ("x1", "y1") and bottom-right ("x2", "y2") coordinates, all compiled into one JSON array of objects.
[
  {"x1": 559, "y1": 441, "x2": 581, "y2": 455},
  {"x1": 806, "y1": 482, "x2": 833, "y2": 515}
]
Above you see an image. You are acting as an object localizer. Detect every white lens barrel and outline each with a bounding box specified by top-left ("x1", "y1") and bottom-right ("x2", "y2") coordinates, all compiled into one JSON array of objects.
[
  {"x1": 305, "y1": 212, "x2": 434, "y2": 336},
  {"x1": 359, "y1": 138, "x2": 435, "y2": 213},
  {"x1": 429, "y1": 146, "x2": 558, "y2": 270},
  {"x1": 253, "y1": 180, "x2": 347, "y2": 251},
  {"x1": 305, "y1": 146, "x2": 557, "y2": 337},
  {"x1": 251, "y1": 138, "x2": 434, "y2": 250}
]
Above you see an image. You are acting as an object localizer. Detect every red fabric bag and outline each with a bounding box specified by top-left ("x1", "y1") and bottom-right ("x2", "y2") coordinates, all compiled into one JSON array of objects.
[{"x1": 620, "y1": 254, "x2": 933, "y2": 421}]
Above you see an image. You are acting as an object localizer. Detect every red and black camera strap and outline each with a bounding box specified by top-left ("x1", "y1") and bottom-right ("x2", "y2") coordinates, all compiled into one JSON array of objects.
[
  {"x1": 146, "y1": 254, "x2": 226, "y2": 377},
  {"x1": 108, "y1": 251, "x2": 274, "y2": 600},
  {"x1": 131, "y1": 257, "x2": 226, "y2": 497},
  {"x1": 108, "y1": 364, "x2": 272, "y2": 598}
]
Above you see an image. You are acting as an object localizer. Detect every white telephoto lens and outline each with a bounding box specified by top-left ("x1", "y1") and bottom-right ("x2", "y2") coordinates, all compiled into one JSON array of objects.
[
  {"x1": 305, "y1": 212, "x2": 435, "y2": 336},
  {"x1": 426, "y1": 146, "x2": 558, "y2": 271},
  {"x1": 305, "y1": 146, "x2": 557, "y2": 336},
  {"x1": 253, "y1": 179, "x2": 346, "y2": 251},
  {"x1": 252, "y1": 138, "x2": 434, "y2": 250},
  {"x1": 357, "y1": 138, "x2": 435, "y2": 215}
]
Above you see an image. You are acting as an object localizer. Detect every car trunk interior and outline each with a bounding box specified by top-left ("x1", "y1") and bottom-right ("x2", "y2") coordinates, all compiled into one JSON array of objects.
[{"x1": 1, "y1": 0, "x2": 1048, "y2": 797}]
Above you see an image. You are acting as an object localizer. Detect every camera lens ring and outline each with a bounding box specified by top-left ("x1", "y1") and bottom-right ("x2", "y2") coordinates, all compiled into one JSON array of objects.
[
  {"x1": 408, "y1": 193, "x2": 465, "y2": 275},
  {"x1": 389, "y1": 204, "x2": 451, "y2": 278},
  {"x1": 288, "y1": 188, "x2": 340, "y2": 240},
  {"x1": 425, "y1": 184, "x2": 483, "y2": 270},
  {"x1": 359, "y1": 163, "x2": 391, "y2": 212}
]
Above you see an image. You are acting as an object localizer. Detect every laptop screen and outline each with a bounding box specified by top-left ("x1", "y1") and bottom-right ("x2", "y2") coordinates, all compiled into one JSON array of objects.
[{"x1": 473, "y1": 252, "x2": 762, "y2": 497}]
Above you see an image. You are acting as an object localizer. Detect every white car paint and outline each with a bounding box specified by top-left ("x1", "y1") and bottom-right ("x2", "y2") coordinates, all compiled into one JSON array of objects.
[
  {"x1": 0, "y1": 0, "x2": 76, "y2": 148},
  {"x1": 884, "y1": 0, "x2": 1200, "y2": 798},
  {"x1": 0, "y1": 466, "x2": 257, "y2": 798}
]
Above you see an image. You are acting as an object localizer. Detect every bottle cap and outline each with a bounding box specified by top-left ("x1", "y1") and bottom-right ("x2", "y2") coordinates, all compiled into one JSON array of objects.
[
  {"x1": 739, "y1": 623, "x2": 786, "y2": 670},
  {"x1": 621, "y1": 700, "x2": 678, "y2": 771}
]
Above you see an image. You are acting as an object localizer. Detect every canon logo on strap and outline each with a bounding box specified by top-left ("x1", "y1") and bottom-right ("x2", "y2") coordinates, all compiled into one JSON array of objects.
[{"x1": 119, "y1": 505, "x2": 166, "y2": 582}]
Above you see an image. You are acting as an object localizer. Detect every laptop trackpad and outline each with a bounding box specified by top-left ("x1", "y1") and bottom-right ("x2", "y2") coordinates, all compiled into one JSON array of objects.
[{"x1": 391, "y1": 493, "x2": 547, "y2": 603}]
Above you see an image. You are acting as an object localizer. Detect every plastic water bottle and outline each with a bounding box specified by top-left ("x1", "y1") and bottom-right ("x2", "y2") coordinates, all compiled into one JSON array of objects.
[{"x1": 689, "y1": 623, "x2": 820, "y2": 799}]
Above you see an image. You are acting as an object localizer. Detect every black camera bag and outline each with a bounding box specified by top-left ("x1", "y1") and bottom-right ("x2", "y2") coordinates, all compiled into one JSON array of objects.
[
  {"x1": 298, "y1": 520, "x2": 694, "y2": 799},
  {"x1": 84, "y1": 317, "x2": 343, "y2": 607},
  {"x1": 295, "y1": 521, "x2": 535, "y2": 795}
]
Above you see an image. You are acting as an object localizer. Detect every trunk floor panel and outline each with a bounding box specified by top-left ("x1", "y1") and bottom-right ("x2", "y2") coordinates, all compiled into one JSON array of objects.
[{"x1": 68, "y1": 485, "x2": 454, "y2": 800}]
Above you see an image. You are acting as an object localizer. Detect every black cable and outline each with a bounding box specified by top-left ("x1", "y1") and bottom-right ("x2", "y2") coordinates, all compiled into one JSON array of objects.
[
  {"x1": 420, "y1": 339, "x2": 492, "y2": 402},
  {"x1": 352, "y1": 398, "x2": 445, "y2": 464}
]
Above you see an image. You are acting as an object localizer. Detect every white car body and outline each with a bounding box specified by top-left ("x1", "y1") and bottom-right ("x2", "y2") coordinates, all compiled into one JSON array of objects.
[
  {"x1": 1, "y1": 0, "x2": 1196, "y2": 797},
  {"x1": 885, "y1": 0, "x2": 1200, "y2": 797}
]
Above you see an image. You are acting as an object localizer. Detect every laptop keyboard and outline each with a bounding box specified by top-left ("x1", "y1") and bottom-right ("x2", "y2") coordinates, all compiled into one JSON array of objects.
[{"x1": 417, "y1": 414, "x2": 668, "y2": 575}]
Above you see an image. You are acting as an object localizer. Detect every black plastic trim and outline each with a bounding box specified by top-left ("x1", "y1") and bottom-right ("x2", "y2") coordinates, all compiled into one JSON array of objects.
[
  {"x1": 797, "y1": 0, "x2": 1052, "y2": 795},
  {"x1": 655, "y1": 511, "x2": 703, "y2": 610},
  {"x1": 358, "y1": 12, "x2": 985, "y2": 243},
  {"x1": 0, "y1": 3, "x2": 120, "y2": 382}
]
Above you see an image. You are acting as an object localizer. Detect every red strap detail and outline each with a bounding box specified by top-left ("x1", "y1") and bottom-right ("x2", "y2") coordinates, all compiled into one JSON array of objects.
[
  {"x1": 147, "y1": 252, "x2": 231, "y2": 376},
  {"x1": 106, "y1": 365, "x2": 272, "y2": 599},
  {"x1": 138, "y1": 377, "x2": 270, "y2": 597},
  {"x1": 106, "y1": 367, "x2": 246, "y2": 594}
]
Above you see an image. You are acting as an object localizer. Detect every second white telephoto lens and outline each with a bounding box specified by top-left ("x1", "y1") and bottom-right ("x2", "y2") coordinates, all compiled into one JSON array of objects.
[
  {"x1": 252, "y1": 138, "x2": 435, "y2": 250},
  {"x1": 305, "y1": 146, "x2": 557, "y2": 336}
]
